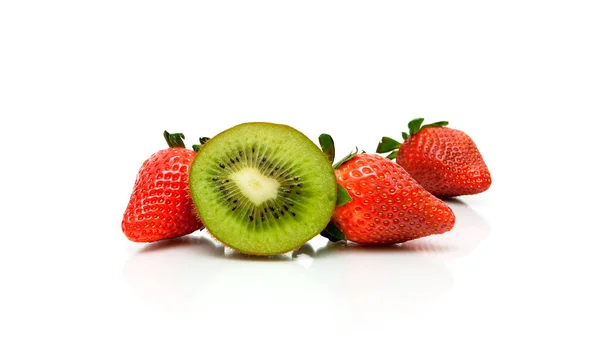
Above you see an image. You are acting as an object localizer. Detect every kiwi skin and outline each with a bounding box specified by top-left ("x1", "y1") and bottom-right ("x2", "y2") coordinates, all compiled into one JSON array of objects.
[{"x1": 189, "y1": 122, "x2": 337, "y2": 256}]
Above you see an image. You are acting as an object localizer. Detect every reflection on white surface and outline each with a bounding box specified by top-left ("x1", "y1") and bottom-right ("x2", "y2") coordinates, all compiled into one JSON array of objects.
[
  {"x1": 123, "y1": 199, "x2": 490, "y2": 329},
  {"x1": 402, "y1": 198, "x2": 491, "y2": 259}
]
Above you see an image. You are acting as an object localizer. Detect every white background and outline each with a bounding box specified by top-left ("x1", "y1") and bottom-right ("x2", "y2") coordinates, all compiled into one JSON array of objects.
[{"x1": 1, "y1": 1, "x2": 599, "y2": 357}]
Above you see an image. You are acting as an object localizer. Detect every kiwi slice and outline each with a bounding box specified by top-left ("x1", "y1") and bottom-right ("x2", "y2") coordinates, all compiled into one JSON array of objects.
[{"x1": 189, "y1": 122, "x2": 337, "y2": 256}]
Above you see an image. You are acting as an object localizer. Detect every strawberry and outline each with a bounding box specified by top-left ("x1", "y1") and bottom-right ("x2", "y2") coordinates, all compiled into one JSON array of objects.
[
  {"x1": 377, "y1": 118, "x2": 491, "y2": 197},
  {"x1": 318, "y1": 135, "x2": 455, "y2": 244},
  {"x1": 122, "y1": 131, "x2": 204, "y2": 242}
]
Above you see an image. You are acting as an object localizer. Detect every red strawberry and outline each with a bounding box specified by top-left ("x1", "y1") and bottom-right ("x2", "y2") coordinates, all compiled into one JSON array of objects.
[
  {"x1": 122, "y1": 131, "x2": 204, "y2": 242},
  {"x1": 377, "y1": 118, "x2": 491, "y2": 197},
  {"x1": 318, "y1": 136, "x2": 455, "y2": 244}
]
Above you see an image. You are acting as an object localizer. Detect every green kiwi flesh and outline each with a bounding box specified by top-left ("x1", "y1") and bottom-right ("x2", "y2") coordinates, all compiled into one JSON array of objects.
[{"x1": 189, "y1": 122, "x2": 337, "y2": 255}]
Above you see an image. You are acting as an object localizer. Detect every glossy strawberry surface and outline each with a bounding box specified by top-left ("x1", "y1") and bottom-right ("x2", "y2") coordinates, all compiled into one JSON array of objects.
[
  {"x1": 332, "y1": 154, "x2": 455, "y2": 244},
  {"x1": 397, "y1": 127, "x2": 491, "y2": 197},
  {"x1": 122, "y1": 147, "x2": 203, "y2": 242}
]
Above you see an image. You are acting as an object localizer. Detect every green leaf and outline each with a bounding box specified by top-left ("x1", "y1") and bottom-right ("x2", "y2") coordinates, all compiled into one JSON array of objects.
[
  {"x1": 376, "y1": 137, "x2": 401, "y2": 153},
  {"x1": 320, "y1": 222, "x2": 346, "y2": 243},
  {"x1": 386, "y1": 150, "x2": 398, "y2": 159},
  {"x1": 402, "y1": 132, "x2": 409, "y2": 140},
  {"x1": 333, "y1": 147, "x2": 358, "y2": 169},
  {"x1": 420, "y1": 121, "x2": 449, "y2": 130},
  {"x1": 192, "y1": 137, "x2": 211, "y2": 152},
  {"x1": 163, "y1": 131, "x2": 186, "y2": 148},
  {"x1": 318, "y1": 133, "x2": 335, "y2": 164},
  {"x1": 408, "y1": 118, "x2": 425, "y2": 135},
  {"x1": 336, "y1": 183, "x2": 352, "y2": 206}
]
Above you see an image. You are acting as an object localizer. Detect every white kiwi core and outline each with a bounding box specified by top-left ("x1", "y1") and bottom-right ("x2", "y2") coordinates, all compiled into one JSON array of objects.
[{"x1": 229, "y1": 168, "x2": 280, "y2": 206}]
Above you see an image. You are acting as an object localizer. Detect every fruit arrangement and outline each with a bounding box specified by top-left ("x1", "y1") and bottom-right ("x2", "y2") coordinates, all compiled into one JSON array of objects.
[{"x1": 122, "y1": 119, "x2": 491, "y2": 256}]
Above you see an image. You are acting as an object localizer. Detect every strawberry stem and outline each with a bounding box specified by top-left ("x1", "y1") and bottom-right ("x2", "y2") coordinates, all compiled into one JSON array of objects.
[{"x1": 163, "y1": 131, "x2": 186, "y2": 148}]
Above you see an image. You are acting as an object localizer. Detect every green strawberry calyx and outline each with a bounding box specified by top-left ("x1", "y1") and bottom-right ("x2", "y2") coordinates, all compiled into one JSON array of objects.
[
  {"x1": 318, "y1": 133, "x2": 359, "y2": 169},
  {"x1": 321, "y1": 222, "x2": 346, "y2": 243},
  {"x1": 318, "y1": 133, "x2": 362, "y2": 243},
  {"x1": 318, "y1": 134, "x2": 336, "y2": 164},
  {"x1": 163, "y1": 131, "x2": 187, "y2": 148},
  {"x1": 192, "y1": 137, "x2": 211, "y2": 152},
  {"x1": 164, "y1": 130, "x2": 211, "y2": 152},
  {"x1": 376, "y1": 118, "x2": 449, "y2": 159},
  {"x1": 318, "y1": 133, "x2": 354, "y2": 207}
]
